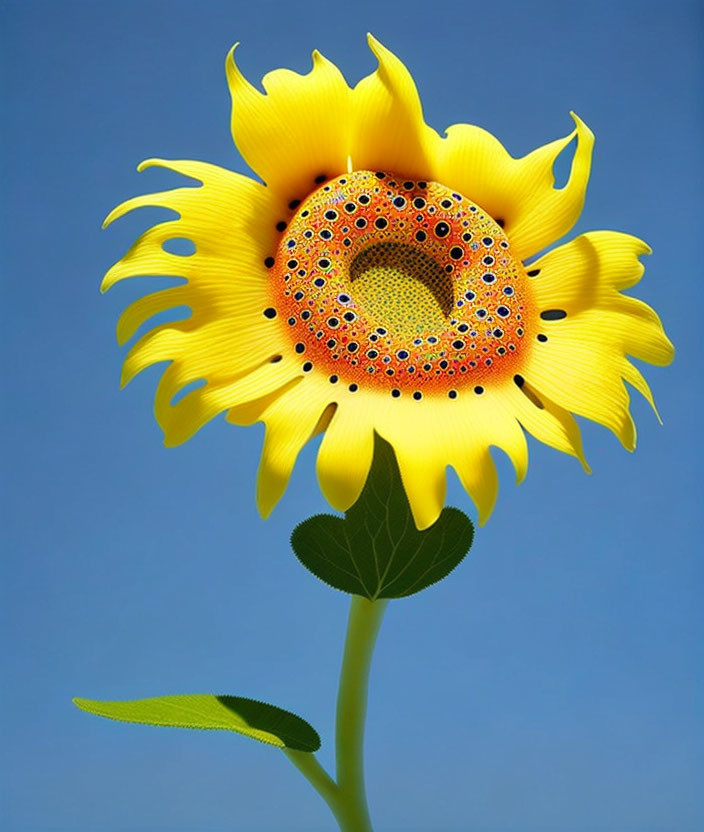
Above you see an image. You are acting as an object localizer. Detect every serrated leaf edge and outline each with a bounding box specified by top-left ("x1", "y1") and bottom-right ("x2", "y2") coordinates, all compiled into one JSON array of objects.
[{"x1": 73, "y1": 693, "x2": 321, "y2": 752}]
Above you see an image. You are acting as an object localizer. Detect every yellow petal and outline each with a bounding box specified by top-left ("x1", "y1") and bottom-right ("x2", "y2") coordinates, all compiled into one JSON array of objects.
[
  {"x1": 369, "y1": 391, "x2": 526, "y2": 529},
  {"x1": 102, "y1": 158, "x2": 280, "y2": 293},
  {"x1": 121, "y1": 318, "x2": 284, "y2": 389},
  {"x1": 255, "y1": 379, "x2": 332, "y2": 518},
  {"x1": 444, "y1": 392, "x2": 528, "y2": 524},
  {"x1": 360, "y1": 395, "x2": 441, "y2": 530},
  {"x1": 621, "y1": 360, "x2": 662, "y2": 423},
  {"x1": 451, "y1": 447, "x2": 499, "y2": 527},
  {"x1": 116, "y1": 286, "x2": 190, "y2": 346},
  {"x1": 225, "y1": 45, "x2": 352, "y2": 204},
  {"x1": 351, "y1": 34, "x2": 440, "y2": 179},
  {"x1": 316, "y1": 400, "x2": 375, "y2": 512},
  {"x1": 524, "y1": 231, "x2": 674, "y2": 446},
  {"x1": 438, "y1": 113, "x2": 594, "y2": 259},
  {"x1": 529, "y1": 231, "x2": 652, "y2": 309},
  {"x1": 498, "y1": 382, "x2": 589, "y2": 471},
  {"x1": 393, "y1": 442, "x2": 447, "y2": 531},
  {"x1": 523, "y1": 336, "x2": 637, "y2": 450},
  {"x1": 157, "y1": 356, "x2": 302, "y2": 447},
  {"x1": 104, "y1": 157, "x2": 296, "y2": 445}
]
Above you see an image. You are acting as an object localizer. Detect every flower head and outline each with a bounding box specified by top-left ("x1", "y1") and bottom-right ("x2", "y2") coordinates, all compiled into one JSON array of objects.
[{"x1": 103, "y1": 36, "x2": 673, "y2": 529}]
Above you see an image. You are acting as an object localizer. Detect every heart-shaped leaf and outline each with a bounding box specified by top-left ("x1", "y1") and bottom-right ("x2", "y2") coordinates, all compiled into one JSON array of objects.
[
  {"x1": 292, "y1": 435, "x2": 473, "y2": 599},
  {"x1": 73, "y1": 694, "x2": 320, "y2": 752}
]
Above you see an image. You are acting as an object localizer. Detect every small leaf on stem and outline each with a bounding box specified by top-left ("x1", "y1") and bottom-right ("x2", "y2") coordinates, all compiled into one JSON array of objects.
[{"x1": 73, "y1": 694, "x2": 321, "y2": 752}]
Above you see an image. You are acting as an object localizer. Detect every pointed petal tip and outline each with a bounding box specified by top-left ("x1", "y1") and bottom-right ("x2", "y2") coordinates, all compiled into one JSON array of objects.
[
  {"x1": 477, "y1": 496, "x2": 497, "y2": 527},
  {"x1": 569, "y1": 110, "x2": 595, "y2": 143},
  {"x1": 316, "y1": 464, "x2": 366, "y2": 516},
  {"x1": 322, "y1": 489, "x2": 355, "y2": 515},
  {"x1": 256, "y1": 465, "x2": 287, "y2": 521},
  {"x1": 102, "y1": 207, "x2": 118, "y2": 230},
  {"x1": 226, "y1": 42, "x2": 241, "y2": 64},
  {"x1": 136, "y1": 158, "x2": 159, "y2": 174},
  {"x1": 576, "y1": 448, "x2": 591, "y2": 474},
  {"x1": 366, "y1": 32, "x2": 388, "y2": 58},
  {"x1": 415, "y1": 515, "x2": 438, "y2": 532},
  {"x1": 256, "y1": 493, "x2": 275, "y2": 521},
  {"x1": 408, "y1": 501, "x2": 443, "y2": 532},
  {"x1": 225, "y1": 42, "x2": 249, "y2": 87}
]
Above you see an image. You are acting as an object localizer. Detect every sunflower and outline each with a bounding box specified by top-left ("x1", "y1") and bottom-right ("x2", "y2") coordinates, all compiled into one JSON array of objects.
[{"x1": 103, "y1": 36, "x2": 673, "y2": 530}]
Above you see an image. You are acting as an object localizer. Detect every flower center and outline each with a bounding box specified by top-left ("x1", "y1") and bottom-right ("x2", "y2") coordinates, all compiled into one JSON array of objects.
[
  {"x1": 267, "y1": 171, "x2": 534, "y2": 398},
  {"x1": 349, "y1": 242, "x2": 453, "y2": 334}
]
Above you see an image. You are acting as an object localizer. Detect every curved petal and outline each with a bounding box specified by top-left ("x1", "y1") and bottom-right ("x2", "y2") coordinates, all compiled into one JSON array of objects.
[
  {"x1": 157, "y1": 355, "x2": 302, "y2": 447},
  {"x1": 104, "y1": 158, "x2": 296, "y2": 445},
  {"x1": 437, "y1": 113, "x2": 594, "y2": 259},
  {"x1": 226, "y1": 45, "x2": 352, "y2": 204},
  {"x1": 371, "y1": 391, "x2": 527, "y2": 528},
  {"x1": 524, "y1": 231, "x2": 674, "y2": 445},
  {"x1": 316, "y1": 399, "x2": 375, "y2": 512},
  {"x1": 446, "y1": 392, "x2": 528, "y2": 525},
  {"x1": 522, "y1": 339, "x2": 638, "y2": 449},
  {"x1": 116, "y1": 286, "x2": 191, "y2": 346},
  {"x1": 102, "y1": 158, "x2": 282, "y2": 292},
  {"x1": 497, "y1": 382, "x2": 589, "y2": 471},
  {"x1": 350, "y1": 34, "x2": 441, "y2": 179},
  {"x1": 255, "y1": 379, "x2": 332, "y2": 518}
]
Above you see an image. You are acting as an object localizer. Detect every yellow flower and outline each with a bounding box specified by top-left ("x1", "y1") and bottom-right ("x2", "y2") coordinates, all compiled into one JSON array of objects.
[{"x1": 103, "y1": 36, "x2": 673, "y2": 530}]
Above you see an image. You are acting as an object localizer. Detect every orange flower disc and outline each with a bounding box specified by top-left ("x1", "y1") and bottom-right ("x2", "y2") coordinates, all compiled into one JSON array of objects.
[{"x1": 266, "y1": 171, "x2": 535, "y2": 399}]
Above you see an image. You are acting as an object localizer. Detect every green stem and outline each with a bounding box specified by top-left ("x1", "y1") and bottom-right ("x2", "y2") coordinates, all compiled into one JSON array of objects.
[
  {"x1": 282, "y1": 748, "x2": 340, "y2": 819},
  {"x1": 334, "y1": 595, "x2": 387, "y2": 831},
  {"x1": 284, "y1": 595, "x2": 388, "y2": 832}
]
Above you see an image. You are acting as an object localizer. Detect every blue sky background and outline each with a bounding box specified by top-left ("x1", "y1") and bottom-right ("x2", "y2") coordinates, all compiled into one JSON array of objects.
[{"x1": 1, "y1": 1, "x2": 702, "y2": 830}]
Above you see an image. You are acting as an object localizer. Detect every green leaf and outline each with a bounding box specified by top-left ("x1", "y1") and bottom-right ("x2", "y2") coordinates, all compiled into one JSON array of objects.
[
  {"x1": 291, "y1": 434, "x2": 473, "y2": 599},
  {"x1": 73, "y1": 694, "x2": 320, "y2": 752}
]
